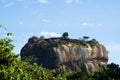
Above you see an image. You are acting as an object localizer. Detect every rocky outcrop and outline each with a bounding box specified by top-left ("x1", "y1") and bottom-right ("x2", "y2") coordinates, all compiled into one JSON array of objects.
[{"x1": 20, "y1": 36, "x2": 108, "y2": 71}]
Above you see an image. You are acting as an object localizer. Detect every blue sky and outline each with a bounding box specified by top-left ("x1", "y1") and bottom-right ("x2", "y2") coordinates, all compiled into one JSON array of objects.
[{"x1": 0, "y1": 0, "x2": 120, "y2": 65}]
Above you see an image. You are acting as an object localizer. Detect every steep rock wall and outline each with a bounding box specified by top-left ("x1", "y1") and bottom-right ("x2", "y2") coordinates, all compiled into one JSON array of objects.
[{"x1": 20, "y1": 37, "x2": 108, "y2": 71}]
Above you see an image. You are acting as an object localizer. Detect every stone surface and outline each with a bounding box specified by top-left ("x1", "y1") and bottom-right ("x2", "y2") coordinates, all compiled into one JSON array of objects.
[{"x1": 20, "y1": 37, "x2": 108, "y2": 71}]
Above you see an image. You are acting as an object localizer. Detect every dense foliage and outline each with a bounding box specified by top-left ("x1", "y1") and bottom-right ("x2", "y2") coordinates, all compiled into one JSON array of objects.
[
  {"x1": 0, "y1": 25, "x2": 120, "y2": 80},
  {"x1": 0, "y1": 25, "x2": 66, "y2": 80}
]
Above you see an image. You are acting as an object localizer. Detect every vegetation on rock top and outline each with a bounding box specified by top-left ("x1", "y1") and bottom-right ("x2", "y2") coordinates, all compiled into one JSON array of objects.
[{"x1": 27, "y1": 32, "x2": 99, "y2": 48}]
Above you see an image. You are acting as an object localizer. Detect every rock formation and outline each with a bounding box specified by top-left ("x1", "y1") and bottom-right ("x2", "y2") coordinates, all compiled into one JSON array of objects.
[{"x1": 20, "y1": 36, "x2": 108, "y2": 71}]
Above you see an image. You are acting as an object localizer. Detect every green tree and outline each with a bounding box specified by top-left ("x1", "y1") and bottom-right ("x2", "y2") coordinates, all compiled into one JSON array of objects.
[
  {"x1": 0, "y1": 24, "x2": 67, "y2": 80},
  {"x1": 62, "y1": 32, "x2": 69, "y2": 38},
  {"x1": 83, "y1": 36, "x2": 89, "y2": 41},
  {"x1": 0, "y1": 24, "x2": 16, "y2": 66},
  {"x1": 107, "y1": 63, "x2": 120, "y2": 79}
]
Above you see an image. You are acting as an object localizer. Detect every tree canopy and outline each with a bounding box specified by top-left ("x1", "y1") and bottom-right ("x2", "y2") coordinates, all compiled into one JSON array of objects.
[{"x1": 62, "y1": 32, "x2": 69, "y2": 38}]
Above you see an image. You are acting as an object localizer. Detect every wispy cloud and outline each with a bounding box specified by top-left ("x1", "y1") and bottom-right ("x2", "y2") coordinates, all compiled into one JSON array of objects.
[
  {"x1": 80, "y1": 22, "x2": 91, "y2": 26},
  {"x1": 97, "y1": 23, "x2": 103, "y2": 26},
  {"x1": 19, "y1": 21, "x2": 24, "y2": 25},
  {"x1": 2, "y1": 2, "x2": 14, "y2": 8},
  {"x1": 15, "y1": 0, "x2": 23, "y2": 2},
  {"x1": 1, "y1": 0, "x2": 6, "y2": 2},
  {"x1": 38, "y1": 0, "x2": 48, "y2": 4},
  {"x1": 65, "y1": 0, "x2": 80, "y2": 4},
  {"x1": 80, "y1": 22, "x2": 103, "y2": 27},
  {"x1": 65, "y1": 0, "x2": 73, "y2": 4},
  {"x1": 40, "y1": 32, "x2": 61, "y2": 37}
]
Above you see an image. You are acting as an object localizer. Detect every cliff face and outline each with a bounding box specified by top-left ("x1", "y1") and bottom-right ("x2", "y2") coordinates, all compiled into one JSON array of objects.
[{"x1": 20, "y1": 37, "x2": 108, "y2": 71}]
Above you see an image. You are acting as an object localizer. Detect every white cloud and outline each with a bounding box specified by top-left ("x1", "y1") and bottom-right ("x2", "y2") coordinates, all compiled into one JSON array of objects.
[
  {"x1": 2, "y1": 2, "x2": 14, "y2": 8},
  {"x1": 65, "y1": 0, "x2": 80, "y2": 4},
  {"x1": 65, "y1": 0, "x2": 73, "y2": 4},
  {"x1": 40, "y1": 32, "x2": 61, "y2": 37},
  {"x1": 80, "y1": 22, "x2": 103, "y2": 27},
  {"x1": 97, "y1": 23, "x2": 103, "y2": 26},
  {"x1": 80, "y1": 22, "x2": 90, "y2": 26},
  {"x1": 19, "y1": 21, "x2": 23, "y2": 25},
  {"x1": 38, "y1": 0, "x2": 48, "y2": 4}
]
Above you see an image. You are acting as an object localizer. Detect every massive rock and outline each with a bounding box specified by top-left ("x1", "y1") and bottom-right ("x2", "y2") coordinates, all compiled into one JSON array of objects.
[{"x1": 20, "y1": 36, "x2": 108, "y2": 71}]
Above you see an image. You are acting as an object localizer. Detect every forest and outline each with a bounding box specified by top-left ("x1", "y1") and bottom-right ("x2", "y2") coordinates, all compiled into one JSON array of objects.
[{"x1": 0, "y1": 24, "x2": 120, "y2": 80}]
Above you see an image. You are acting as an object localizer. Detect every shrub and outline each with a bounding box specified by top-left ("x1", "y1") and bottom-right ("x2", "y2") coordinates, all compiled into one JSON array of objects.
[{"x1": 79, "y1": 40, "x2": 87, "y2": 46}]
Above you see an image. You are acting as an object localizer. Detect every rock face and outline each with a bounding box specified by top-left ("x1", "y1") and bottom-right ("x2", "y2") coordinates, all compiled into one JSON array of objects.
[{"x1": 20, "y1": 36, "x2": 108, "y2": 71}]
